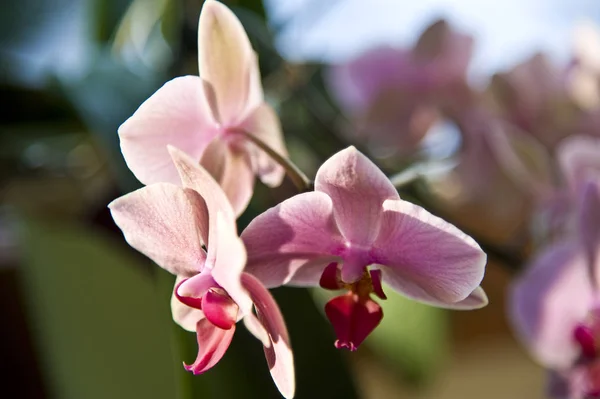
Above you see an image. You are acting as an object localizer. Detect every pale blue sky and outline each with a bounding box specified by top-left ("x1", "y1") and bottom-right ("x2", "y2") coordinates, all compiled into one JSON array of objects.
[{"x1": 265, "y1": 0, "x2": 600, "y2": 80}]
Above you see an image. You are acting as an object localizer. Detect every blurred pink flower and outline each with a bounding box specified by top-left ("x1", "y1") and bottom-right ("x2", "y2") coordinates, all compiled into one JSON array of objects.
[
  {"x1": 118, "y1": 0, "x2": 287, "y2": 216},
  {"x1": 242, "y1": 146, "x2": 487, "y2": 350},
  {"x1": 109, "y1": 147, "x2": 294, "y2": 398},
  {"x1": 326, "y1": 20, "x2": 473, "y2": 156},
  {"x1": 535, "y1": 135, "x2": 600, "y2": 237},
  {"x1": 489, "y1": 53, "x2": 580, "y2": 149},
  {"x1": 510, "y1": 180, "x2": 600, "y2": 399},
  {"x1": 558, "y1": 135, "x2": 600, "y2": 199}
]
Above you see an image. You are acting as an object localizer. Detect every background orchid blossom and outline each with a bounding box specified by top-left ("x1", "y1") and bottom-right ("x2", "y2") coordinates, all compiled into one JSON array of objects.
[
  {"x1": 118, "y1": 0, "x2": 287, "y2": 216},
  {"x1": 510, "y1": 179, "x2": 600, "y2": 399},
  {"x1": 241, "y1": 146, "x2": 487, "y2": 350},
  {"x1": 326, "y1": 20, "x2": 473, "y2": 157},
  {"x1": 109, "y1": 147, "x2": 294, "y2": 398}
]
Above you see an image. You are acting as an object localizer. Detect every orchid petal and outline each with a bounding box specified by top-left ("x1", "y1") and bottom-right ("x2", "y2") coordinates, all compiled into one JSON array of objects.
[
  {"x1": 509, "y1": 241, "x2": 593, "y2": 369},
  {"x1": 246, "y1": 53, "x2": 264, "y2": 116},
  {"x1": 108, "y1": 183, "x2": 208, "y2": 276},
  {"x1": 242, "y1": 191, "x2": 343, "y2": 288},
  {"x1": 198, "y1": 0, "x2": 259, "y2": 125},
  {"x1": 241, "y1": 104, "x2": 287, "y2": 187},
  {"x1": 314, "y1": 146, "x2": 399, "y2": 245},
  {"x1": 450, "y1": 286, "x2": 488, "y2": 309},
  {"x1": 184, "y1": 318, "x2": 235, "y2": 375},
  {"x1": 119, "y1": 76, "x2": 217, "y2": 185},
  {"x1": 373, "y1": 199, "x2": 486, "y2": 304},
  {"x1": 242, "y1": 273, "x2": 295, "y2": 399},
  {"x1": 200, "y1": 138, "x2": 255, "y2": 217},
  {"x1": 169, "y1": 147, "x2": 253, "y2": 314},
  {"x1": 243, "y1": 314, "x2": 270, "y2": 348},
  {"x1": 405, "y1": 285, "x2": 488, "y2": 310},
  {"x1": 171, "y1": 276, "x2": 205, "y2": 332},
  {"x1": 211, "y1": 213, "x2": 252, "y2": 316},
  {"x1": 168, "y1": 146, "x2": 235, "y2": 253},
  {"x1": 557, "y1": 135, "x2": 600, "y2": 196}
]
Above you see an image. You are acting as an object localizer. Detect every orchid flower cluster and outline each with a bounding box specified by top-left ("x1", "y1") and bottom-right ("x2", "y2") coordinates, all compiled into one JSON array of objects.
[
  {"x1": 326, "y1": 16, "x2": 600, "y2": 399},
  {"x1": 107, "y1": 1, "x2": 488, "y2": 397},
  {"x1": 509, "y1": 136, "x2": 600, "y2": 399}
]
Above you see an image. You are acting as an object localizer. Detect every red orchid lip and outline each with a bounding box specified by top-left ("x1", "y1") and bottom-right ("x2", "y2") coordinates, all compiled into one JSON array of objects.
[
  {"x1": 325, "y1": 293, "x2": 383, "y2": 351},
  {"x1": 320, "y1": 263, "x2": 386, "y2": 350},
  {"x1": 201, "y1": 288, "x2": 239, "y2": 330}
]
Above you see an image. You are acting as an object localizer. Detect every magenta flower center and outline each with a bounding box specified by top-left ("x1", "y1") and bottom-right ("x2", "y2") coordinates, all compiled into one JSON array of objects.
[{"x1": 176, "y1": 281, "x2": 239, "y2": 330}]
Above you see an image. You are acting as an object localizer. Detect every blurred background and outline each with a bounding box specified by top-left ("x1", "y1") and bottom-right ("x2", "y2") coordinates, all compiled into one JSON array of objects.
[{"x1": 2, "y1": 0, "x2": 600, "y2": 398}]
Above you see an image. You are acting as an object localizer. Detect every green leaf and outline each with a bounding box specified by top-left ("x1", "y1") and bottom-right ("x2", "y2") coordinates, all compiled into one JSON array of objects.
[{"x1": 18, "y1": 219, "x2": 182, "y2": 399}]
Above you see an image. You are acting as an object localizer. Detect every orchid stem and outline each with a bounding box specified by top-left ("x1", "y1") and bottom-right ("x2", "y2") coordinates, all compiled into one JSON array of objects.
[
  {"x1": 389, "y1": 167, "x2": 422, "y2": 188},
  {"x1": 239, "y1": 130, "x2": 313, "y2": 192},
  {"x1": 389, "y1": 159, "x2": 456, "y2": 188}
]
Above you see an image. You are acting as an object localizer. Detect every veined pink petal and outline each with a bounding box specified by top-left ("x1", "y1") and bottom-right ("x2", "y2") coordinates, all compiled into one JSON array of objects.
[
  {"x1": 200, "y1": 138, "x2": 255, "y2": 217},
  {"x1": 324, "y1": 293, "x2": 383, "y2": 351},
  {"x1": 405, "y1": 285, "x2": 488, "y2": 310},
  {"x1": 450, "y1": 286, "x2": 488, "y2": 309},
  {"x1": 373, "y1": 199, "x2": 486, "y2": 304},
  {"x1": 557, "y1": 135, "x2": 600, "y2": 196},
  {"x1": 245, "y1": 53, "x2": 264, "y2": 116},
  {"x1": 168, "y1": 147, "x2": 253, "y2": 314},
  {"x1": 241, "y1": 104, "x2": 287, "y2": 187},
  {"x1": 242, "y1": 191, "x2": 343, "y2": 287},
  {"x1": 168, "y1": 146, "x2": 235, "y2": 254},
  {"x1": 210, "y1": 213, "x2": 253, "y2": 316},
  {"x1": 171, "y1": 276, "x2": 205, "y2": 332},
  {"x1": 315, "y1": 146, "x2": 399, "y2": 245},
  {"x1": 184, "y1": 318, "x2": 235, "y2": 375},
  {"x1": 119, "y1": 76, "x2": 217, "y2": 185},
  {"x1": 108, "y1": 183, "x2": 208, "y2": 276},
  {"x1": 509, "y1": 241, "x2": 593, "y2": 369},
  {"x1": 242, "y1": 273, "x2": 295, "y2": 399},
  {"x1": 198, "y1": 0, "x2": 260, "y2": 125}
]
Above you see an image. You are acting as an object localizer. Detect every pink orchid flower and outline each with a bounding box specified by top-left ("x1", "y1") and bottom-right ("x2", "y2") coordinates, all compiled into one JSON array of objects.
[
  {"x1": 531, "y1": 135, "x2": 600, "y2": 236},
  {"x1": 326, "y1": 20, "x2": 473, "y2": 156},
  {"x1": 489, "y1": 53, "x2": 580, "y2": 149},
  {"x1": 241, "y1": 146, "x2": 487, "y2": 350},
  {"x1": 558, "y1": 135, "x2": 600, "y2": 199},
  {"x1": 109, "y1": 146, "x2": 294, "y2": 398},
  {"x1": 510, "y1": 180, "x2": 600, "y2": 399},
  {"x1": 118, "y1": 0, "x2": 287, "y2": 216}
]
